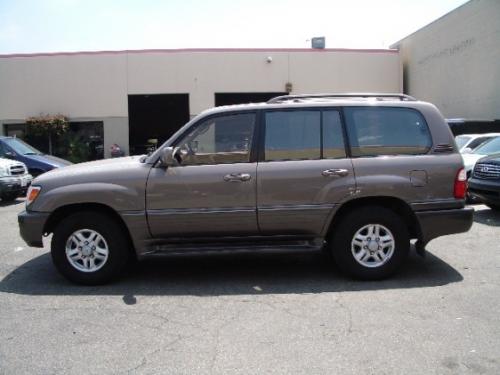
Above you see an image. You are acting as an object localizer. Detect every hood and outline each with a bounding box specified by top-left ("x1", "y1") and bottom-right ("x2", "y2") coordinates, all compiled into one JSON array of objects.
[
  {"x1": 33, "y1": 156, "x2": 146, "y2": 187},
  {"x1": 24, "y1": 153, "x2": 72, "y2": 168},
  {"x1": 476, "y1": 153, "x2": 500, "y2": 165},
  {"x1": 462, "y1": 153, "x2": 486, "y2": 172},
  {"x1": 0, "y1": 157, "x2": 26, "y2": 169}
]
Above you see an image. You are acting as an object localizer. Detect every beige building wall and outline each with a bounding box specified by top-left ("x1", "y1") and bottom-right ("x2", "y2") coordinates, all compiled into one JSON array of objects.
[
  {"x1": 392, "y1": 0, "x2": 500, "y2": 120},
  {"x1": 0, "y1": 49, "x2": 401, "y2": 157}
]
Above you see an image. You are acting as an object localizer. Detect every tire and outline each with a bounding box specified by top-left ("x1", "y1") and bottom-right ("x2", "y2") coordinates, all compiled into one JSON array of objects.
[
  {"x1": 51, "y1": 211, "x2": 130, "y2": 285},
  {"x1": 330, "y1": 206, "x2": 410, "y2": 280},
  {"x1": 486, "y1": 204, "x2": 500, "y2": 211}
]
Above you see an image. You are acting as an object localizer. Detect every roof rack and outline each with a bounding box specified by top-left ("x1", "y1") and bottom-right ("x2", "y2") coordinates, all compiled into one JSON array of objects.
[{"x1": 266, "y1": 93, "x2": 416, "y2": 104}]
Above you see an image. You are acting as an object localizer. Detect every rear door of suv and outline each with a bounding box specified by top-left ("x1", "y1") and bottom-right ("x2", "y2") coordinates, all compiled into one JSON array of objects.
[{"x1": 256, "y1": 108, "x2": 356, "y2": 236}]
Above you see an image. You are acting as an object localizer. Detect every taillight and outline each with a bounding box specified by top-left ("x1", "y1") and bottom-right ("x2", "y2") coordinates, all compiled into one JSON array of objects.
[{"x1": 454, "y1": 168, "x2": 467, "y2": 199}]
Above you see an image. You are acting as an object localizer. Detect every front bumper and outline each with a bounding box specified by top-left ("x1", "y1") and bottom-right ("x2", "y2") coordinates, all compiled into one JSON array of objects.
[
  {"x1": 18, "y1": 210, "x2": 50, "y2": 247},
  {"x1": 0, "y1": 174, "x2": 32, "y2": 196},
  {"x1": 0, "y1": 177, "x2": 22, "y2": 195},
  {"x1": 468, "y1": 178, "x2": 500, "y2": 206},
  {"x1": 416, "y1": 207, "x2": 473, "y2": 246}
]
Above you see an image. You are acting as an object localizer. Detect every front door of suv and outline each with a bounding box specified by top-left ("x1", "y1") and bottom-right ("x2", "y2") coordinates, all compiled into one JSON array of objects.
[
  {"x1": 257, "y1": 109, "x2": 355, "y2": 236},
  {"x1": 146, "y1": 112, "x2": 259, "y2": 238}
]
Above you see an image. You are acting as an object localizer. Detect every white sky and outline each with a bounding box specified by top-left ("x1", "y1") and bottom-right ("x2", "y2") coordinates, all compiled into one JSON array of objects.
[{"x1": 0, "y1": 0, "x2": 469, "y2": 54}]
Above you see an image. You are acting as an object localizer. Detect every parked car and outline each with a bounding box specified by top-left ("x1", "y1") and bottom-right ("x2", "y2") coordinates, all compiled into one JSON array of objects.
[
  {"x1": 461, "y1": 136, "x2": 500, "y2": 178},
  {"x1": 18, "y1": 93, "x2": 473, "y2": 285},
  {"x1": 468, "y1": 153, "x2": 500, "y2": 211},
  {"x1": 0, "y1": 136, "x2": 72, "y2": 177},
  {"x1": 0, "y1": 158, "x2": 32, "y2": 201},
  {"x1": 455, "y1": 133, "x2": 500, "y2": 153}
]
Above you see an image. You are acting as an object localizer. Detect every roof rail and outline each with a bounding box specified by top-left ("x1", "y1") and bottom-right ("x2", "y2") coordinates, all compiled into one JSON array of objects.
[{"x1": 266, "y1": 93, "x2": 416, "y2": 104}]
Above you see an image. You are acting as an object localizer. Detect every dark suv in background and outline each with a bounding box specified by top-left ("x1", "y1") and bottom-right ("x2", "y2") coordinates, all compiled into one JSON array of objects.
[
  {"x1": 0, "y1": 136, "x2": 71, "y2": 176},
  {"x1": 468, "y1": 153, "x2": 500, "y2": 210},
  {"x1": 18, "y1": 93, "x2": 473, "y2": 285}
]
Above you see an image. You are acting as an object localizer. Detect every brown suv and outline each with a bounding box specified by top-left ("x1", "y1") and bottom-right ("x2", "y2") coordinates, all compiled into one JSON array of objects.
[{"x1": 18, "y1": 93, "x2": 473, "y2": 284}]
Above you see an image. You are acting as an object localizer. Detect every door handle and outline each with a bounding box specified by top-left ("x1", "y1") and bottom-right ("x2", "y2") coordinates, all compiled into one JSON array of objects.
[
  {"x1": 322, "y1": 168, "x2": 349, "y2": 177},
  {"x1": 223, "y1": 173, "x2": 252, "y2": 182}
]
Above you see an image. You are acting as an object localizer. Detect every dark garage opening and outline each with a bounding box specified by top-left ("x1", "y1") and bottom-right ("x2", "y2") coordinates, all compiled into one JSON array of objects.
[
  {"x1": 215, "y1": 92, "x2": 288, "y2": 107},
  {"x1": 128, "y1": 94, "x2": 190, "y2": 155}
]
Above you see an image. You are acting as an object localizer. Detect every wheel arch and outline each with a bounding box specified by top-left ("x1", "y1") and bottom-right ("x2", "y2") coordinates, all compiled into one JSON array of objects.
[
  {"x1": 43, "y1": 202, "x2": 136, "y2": 260},
  {"x1": 325, "y1": 196, "x2": 421, "y2": 241}
]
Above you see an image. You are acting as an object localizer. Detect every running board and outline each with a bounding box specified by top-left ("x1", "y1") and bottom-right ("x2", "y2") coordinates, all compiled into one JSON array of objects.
[{"x1": 142, "y1": 240, "x2": 324, "y2": 257}]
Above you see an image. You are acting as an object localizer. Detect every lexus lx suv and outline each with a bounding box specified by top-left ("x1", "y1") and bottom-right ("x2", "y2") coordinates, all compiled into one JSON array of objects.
[{"x1": 18, "y1": 93, "x2": 473, "y2": 285}]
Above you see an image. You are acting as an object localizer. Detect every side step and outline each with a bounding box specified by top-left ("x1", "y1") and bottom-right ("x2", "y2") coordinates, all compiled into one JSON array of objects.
[{"x1": 142, "y1": 239, "x2": 324, "y2": 257}]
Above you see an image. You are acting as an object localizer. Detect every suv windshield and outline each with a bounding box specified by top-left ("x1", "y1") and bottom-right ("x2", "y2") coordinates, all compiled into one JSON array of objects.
[
  {"x1": 3, "y1": 138, "x2": 42, "y2": 155},
  {"x1": 473, "y1": 136, "x2": 500, "y2": 155}
]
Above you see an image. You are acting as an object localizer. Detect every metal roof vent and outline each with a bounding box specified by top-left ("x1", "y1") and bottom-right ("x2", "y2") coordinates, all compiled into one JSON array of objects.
[{"x1": 311, "y1": 37, "x2": 325, "y2": 49}]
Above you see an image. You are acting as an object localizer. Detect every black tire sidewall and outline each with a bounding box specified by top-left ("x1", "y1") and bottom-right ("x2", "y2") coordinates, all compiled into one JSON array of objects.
[
  {"x1": 331, "y1": 206, "x2": 410, "y2": 280},
  {"x1": 51, "y1": 212, "x2": 129, "y2": 285}
]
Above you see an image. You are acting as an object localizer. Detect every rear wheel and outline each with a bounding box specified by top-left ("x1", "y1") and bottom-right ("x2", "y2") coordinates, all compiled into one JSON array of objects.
[
  {"x1": 51, "y1": 212, "x2": 130, "y2": 285},
  {"x1": 330, "y1": 206, "x2": 410, "y2": 280}
]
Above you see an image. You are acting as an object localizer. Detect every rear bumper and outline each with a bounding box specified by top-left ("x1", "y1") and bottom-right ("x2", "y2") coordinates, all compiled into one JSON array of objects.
[
  {"x1": 416, "y1": 207, "x2": 473, "y2": 246},
  {"x1": 18, "y1": 210, "x2": 50, "y2": 247},
  {"x1": 468, "y1": 179, "x2": 500, "y2": 206}
]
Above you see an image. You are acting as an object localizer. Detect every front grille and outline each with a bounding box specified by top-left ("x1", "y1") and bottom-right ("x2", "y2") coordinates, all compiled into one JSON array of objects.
[
  {"x1": 473, "y1": 163, "x2": 500, "y2": 179},
  {"x1": 9, "y1": 164, "x2": 25, "y2": 176}
]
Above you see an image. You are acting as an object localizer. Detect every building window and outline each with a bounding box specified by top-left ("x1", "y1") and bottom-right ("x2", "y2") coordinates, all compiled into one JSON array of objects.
[{"x1": 3, "y1": 121, "x2": 104, "y2": 162}]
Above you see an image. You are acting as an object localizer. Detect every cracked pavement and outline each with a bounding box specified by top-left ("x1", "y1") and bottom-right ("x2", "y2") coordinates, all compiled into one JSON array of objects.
[{"x1": 1, "y1": 199, "x2": 500, "y2": 374}]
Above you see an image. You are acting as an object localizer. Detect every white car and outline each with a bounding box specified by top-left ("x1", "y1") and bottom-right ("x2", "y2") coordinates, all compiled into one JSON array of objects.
[
  {"x1": 455, "y1": 133, "x2": 500, "y2": 153},
  {"x1": 0, "y1": 158, "x2": 33, "y2": 202},
  {"x1": 462, "y1": 136, "x2": 500, "y2": 177}
]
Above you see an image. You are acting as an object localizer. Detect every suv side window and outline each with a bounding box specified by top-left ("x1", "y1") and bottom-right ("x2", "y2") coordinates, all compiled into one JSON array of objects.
[
  {"x1": 344, "y1": 107, "x2": 432, "y2": 157},
  {"x1": 176, "y1": 112, "x2": 256, "y2": 165},
  {"x1": 264, "y1": 110, "x2": 346, "y2": 161}
]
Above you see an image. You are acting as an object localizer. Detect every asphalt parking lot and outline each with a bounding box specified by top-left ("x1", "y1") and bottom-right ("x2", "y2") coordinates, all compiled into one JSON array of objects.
[{"x1": 0, "y1": 199, "x2": 499, "y2": 374}]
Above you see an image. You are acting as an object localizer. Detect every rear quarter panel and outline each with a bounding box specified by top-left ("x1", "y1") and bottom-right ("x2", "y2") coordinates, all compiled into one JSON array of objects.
[{"x1": 347, "y1": 102, "x2": 463, "y2": 204}]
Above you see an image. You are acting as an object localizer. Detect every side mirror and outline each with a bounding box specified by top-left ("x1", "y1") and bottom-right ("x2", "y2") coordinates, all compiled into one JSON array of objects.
[
  {"x1": 159, "y1": 147, "x2": 180, "y2": 167},
  {"x1": 462, "y1": 147, "x2": 473, "y2": 154},
  {"x1": 4, "y1": 151, "x2": 15, "y2": 159}
]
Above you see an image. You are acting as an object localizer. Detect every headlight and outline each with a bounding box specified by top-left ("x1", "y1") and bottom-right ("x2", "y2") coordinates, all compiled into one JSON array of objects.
[
  {"x1": 26, "y1": 185, "x2": 41, "y2": 207},
  {"x1": 0, "y1": 167, "x2": 7, "y2": 177}
]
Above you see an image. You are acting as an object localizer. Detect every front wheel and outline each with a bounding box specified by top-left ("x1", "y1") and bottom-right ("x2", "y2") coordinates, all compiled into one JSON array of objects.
[
  {"x1": 51, "y1": 212, "x2": 130, "y2": 285},
  {"x1": 330, "y1": 206, "x2": 410, "y2": 280}
]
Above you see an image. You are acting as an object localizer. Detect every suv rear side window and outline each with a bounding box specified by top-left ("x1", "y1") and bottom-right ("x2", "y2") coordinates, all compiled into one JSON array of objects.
[
  {"x1": 344, "y1": 107, "x2": 432, "y2": 157},
  {"x1": 264, "y1": 110, "x2": 346, "y2": 161}
]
